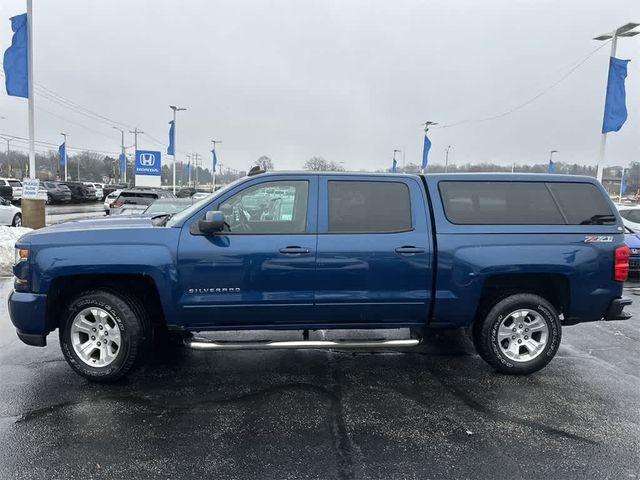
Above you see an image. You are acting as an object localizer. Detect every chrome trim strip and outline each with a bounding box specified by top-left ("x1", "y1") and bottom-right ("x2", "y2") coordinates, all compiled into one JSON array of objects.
[{"x1": 185, "y1": 338, "x2": 420, "y2": 351}]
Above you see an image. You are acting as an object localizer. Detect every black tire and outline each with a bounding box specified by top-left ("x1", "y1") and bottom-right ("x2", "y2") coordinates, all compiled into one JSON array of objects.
[
  {"x1": 11, "y1": 213, "x2": 21, "y2": 227},
  {"x1": 59, "y1": 289, "x2": 150, "y2": 382},
  {"x1": 46, "y1": 194, "x2": 53, "y2": 205},
  {"x1": 472, "y1": 293, "x2": 561, "y2": 375}
]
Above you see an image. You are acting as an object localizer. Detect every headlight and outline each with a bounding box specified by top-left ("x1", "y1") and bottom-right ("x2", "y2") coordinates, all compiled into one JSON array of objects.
[{"x1": 15, "y1": 248, "x2": 28, "y2": 264}]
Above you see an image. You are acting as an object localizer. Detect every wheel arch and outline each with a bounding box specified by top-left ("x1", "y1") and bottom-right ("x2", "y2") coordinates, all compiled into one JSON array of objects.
[{"x1": 46, "y1": 273, "x2": 166, "y2": 332}]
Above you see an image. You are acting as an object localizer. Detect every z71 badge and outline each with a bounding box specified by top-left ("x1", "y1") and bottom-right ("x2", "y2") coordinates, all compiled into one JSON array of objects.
[{"x1": 584, "y1": 235, "x2": 613, "y2": 243}]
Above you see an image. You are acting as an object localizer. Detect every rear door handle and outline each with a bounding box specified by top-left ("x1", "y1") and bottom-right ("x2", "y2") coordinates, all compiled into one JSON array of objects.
[
  {"x1": 395, "y1": 246, "x2": 425, "y2": 255},
  {"x1": 279, "y1": 246, "x2": 311, "y2": 255}
]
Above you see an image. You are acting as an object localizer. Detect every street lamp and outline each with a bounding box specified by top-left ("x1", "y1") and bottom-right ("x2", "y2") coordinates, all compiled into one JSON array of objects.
[
  {"x1": 169, "y1": 105, "x2": 187, "y2": 194},
  {"x1": 594, "y1": 22, "x2": 640, "y2": 182},
  {"x1": 445, "y1": 145, "x2": 452, "y2": 173}
]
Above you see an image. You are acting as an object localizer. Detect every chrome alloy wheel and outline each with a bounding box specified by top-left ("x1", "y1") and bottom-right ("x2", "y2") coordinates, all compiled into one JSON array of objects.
[
  {"x1": 70, "y1": 307, "x2": 122, "y2": 367},
  {"x1": 496, "y1": 309, "x2": 549, "y2": 362}
]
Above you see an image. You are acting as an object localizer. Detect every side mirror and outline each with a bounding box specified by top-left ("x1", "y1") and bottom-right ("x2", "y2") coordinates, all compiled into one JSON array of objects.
[{"x1": 198, "y1": 210, "x2": 226, "y2": 235}]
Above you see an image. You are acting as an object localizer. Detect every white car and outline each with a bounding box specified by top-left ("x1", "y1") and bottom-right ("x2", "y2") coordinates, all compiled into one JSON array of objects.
[
  {"x1": 618, "y1": 206, "x2": 640, "y2": 231},
  {"x1": 0, "y1": 197, "x2": 21, "y2": 226},
  {"x1": 83, "y1": 182, "x2": 103, "y2": 201},
  {"x1": 103, "y1": 189, "x2": 122, "y2": 215}
]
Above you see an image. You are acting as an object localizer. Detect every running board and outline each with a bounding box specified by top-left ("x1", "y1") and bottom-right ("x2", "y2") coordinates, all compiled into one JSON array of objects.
[{"x1": 185, "y1": 338, "x2": 420, "y2": 351}]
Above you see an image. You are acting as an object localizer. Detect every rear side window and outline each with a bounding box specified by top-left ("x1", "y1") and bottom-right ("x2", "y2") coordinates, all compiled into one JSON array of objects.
[
  {"x1": 8, "y1": 180, "x2": 21, "y2": 188},
  {"x1": 439, "y1": 181, "x2": 614, "y2": 225},
  {"x1": 117, "y1": 192, "x2": 158, "y2": 205},
  {"x1": 546, "y1": 183, "x2": 615, "y2": 225},
  {"x1": 328, "y1": 181, "x2": 412, "y2": 233}
]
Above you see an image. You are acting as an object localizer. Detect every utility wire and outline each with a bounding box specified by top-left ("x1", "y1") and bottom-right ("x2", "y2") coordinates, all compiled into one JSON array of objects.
[{"x1": 437, "y1": 40, "x2": 612, "y2": 129}]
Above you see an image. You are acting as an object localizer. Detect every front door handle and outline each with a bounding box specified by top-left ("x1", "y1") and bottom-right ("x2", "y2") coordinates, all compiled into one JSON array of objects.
[
  {"x1": 395, "y1": 246, "x2": 425, "y2": 255},
  {"x1": 279, "y1": 246, "x2": 311, "y2": 255}
]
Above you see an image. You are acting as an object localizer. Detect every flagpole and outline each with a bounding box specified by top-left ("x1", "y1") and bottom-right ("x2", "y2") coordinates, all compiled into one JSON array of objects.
[
  {"x1": 169, "y1": 105, "x2": 186, "y2": 195},
  {"x1": 596, "y1": 30, "x2": 618, "y2": 183},
  {"x1": 26, "y1": 0, "x2": 35, "y2": 178},
  {"x1": 60, "y1": 133, "x2": 67, "y2": 181},
  {"x1": 619, "y1": 167, "x2": 625, "y2": 201},
  {"x1": 211, "y1": 139, "x2": 221, "y2": 193}
]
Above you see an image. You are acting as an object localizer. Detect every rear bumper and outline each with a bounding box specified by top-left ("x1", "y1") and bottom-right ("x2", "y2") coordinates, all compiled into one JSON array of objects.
[
  {"x1": 8, "y1": 290, "x2": 49, "y2": 346},
  {"x1": 604, "y1": 297, "x2": 632, "y2": 321}
]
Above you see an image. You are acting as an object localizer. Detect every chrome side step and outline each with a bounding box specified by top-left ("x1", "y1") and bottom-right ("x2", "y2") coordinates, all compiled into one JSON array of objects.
[{"x1": 185, "y1": 338, "x2": 420, "y2": 351}]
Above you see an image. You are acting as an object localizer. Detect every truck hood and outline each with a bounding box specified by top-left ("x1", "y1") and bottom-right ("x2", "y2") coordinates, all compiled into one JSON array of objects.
[{"x1": 21, "y1": 215, "x2": 157, "y2": 241}]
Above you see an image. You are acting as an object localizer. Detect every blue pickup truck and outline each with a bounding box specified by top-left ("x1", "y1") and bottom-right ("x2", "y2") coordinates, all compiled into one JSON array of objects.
[{"x1": 8, "y1": 172, "x2": 631, "y2": 381}]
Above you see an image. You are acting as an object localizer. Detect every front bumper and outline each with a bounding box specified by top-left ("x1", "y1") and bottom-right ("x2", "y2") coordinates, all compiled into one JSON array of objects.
[
  {"x1": 604, "y1": 297, "x2": 632, "y2": 321},
  {"x1": 8, "y1": 290, "x2": 49, "y2": 346}
]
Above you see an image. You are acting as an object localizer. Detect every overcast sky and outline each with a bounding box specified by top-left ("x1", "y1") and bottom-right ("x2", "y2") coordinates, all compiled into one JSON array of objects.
[{"x1": 0, "y1": 0, "x2": 638, "y2": 173}]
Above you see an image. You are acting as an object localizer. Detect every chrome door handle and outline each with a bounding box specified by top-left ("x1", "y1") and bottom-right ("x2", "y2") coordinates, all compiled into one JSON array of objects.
[
  {"x1": 279, "y1": 246, "x2": 311, "y2": 255},
  {"x1": 395, "y1": 246, "x2": 425, "y2": 255}
]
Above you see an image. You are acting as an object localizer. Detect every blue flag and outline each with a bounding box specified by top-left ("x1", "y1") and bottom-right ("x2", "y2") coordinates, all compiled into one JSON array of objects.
[
  {"x1": 391, "y1": 158, "x2": 397, "y2": 173},
  {"x1": 58, "y1": 142, "x2": 65, "y2": 166},
  {"x1": 185, "y1": 161, "x2": 190, "y2": 179},
  {"x1": 167, "y1": 120, "x2": 175, "y2": 155},
  {"x1": 621, "y1": 173, "x2": 627, "y2": 195},
  {"x1": 3, "y1": 13, "x2": 28, "y2": 98},
  {"x1": 548, "y1": 158, "x2": 554, "y2": 174},
  {"x1": 211, "y1": 149, "x2": 218, "y2": 171},
  {"x1": 119, "y1": 153, "x2": 126, "y2": 173},
  {"x1": 602, "y1": 57, "x2": 631, "y2": 134},
  {"x1": 421, "y1": 134, "x2": 431, "y2": 170}
]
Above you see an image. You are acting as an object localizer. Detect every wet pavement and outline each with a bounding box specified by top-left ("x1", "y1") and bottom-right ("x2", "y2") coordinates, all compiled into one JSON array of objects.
[{"x1": 0, "y1": 277, "x2": 639, "y2": 480}]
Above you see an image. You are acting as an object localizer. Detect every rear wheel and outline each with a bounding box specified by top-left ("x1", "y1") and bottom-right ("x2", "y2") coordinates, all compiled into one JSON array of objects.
[
  {"x1": 473, "y1": 293, "x2": 561, "y2": 374},
  {"x1": 11, "y1": 213, "x2": 21, "y2": 227},
  {"x1": 59, "y1": 289, "x2": 149, "y2": 382}
]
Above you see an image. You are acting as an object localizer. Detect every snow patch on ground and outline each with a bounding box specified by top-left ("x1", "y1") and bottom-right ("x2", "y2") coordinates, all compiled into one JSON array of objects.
[{"x1": 0, "y1": 227, "x2": 32, "y2": 276}]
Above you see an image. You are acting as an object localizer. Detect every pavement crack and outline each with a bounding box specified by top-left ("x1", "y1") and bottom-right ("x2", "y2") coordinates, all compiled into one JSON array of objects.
[
  {"x1": 327, "y1": 354, "x2": 359, "y2": 480},
  {"x1": 425, "y1": 365, "x2": 598, "y2": 445}
]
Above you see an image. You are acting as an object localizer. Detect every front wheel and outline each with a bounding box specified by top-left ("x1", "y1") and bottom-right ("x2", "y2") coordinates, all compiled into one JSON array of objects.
[
  {"x1": 11, "y1": 213, "x2": 21, "y2": 227},
  {"x1": 59, "y1": 289, "x2": 149, "y2": 382},
  {"x1": 473, "y1": 293, "x2": 561, "y2": 375}
]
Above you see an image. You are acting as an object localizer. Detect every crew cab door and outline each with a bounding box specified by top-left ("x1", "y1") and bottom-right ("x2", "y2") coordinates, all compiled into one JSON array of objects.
[
  {"x1": 315, "y1": 175, "x2": 432, "y2": 324},
  {"x1": 177, "y1": 175, "x2": 318, "y2": 327}
]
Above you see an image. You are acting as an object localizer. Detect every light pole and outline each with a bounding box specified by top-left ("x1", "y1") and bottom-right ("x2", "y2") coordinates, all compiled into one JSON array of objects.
[
  {"x1": 594, "y1": 22, "x2": 639, "y2": 182},
  {"x1": 444, "y1": 145, "x2": 452, "y2": 173},
  {"x1": 2, "y1": 136, "x2": 16, "y2": 176},
  {"x1": 113, "y1": 127, "x2": 125, "y2": 183},
  {"x1": 211, "y1": 140, "x2": 221, "y2": 192},
  {"x1": 127, "y1": 128, "x2": 144, "y2": 185},
  {"x1": 60, "y1": 133, "x2": 68, "y2": 181},
  {"x1": 393, "y1": 149, "x2": 401, "y2": 173},
  {"x1": 169, "y1": 105, "x2": 187, "y2": 194}
]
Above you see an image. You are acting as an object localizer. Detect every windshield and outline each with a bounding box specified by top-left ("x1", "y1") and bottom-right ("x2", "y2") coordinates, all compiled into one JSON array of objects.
[
  {"x1": 166, "y1": 177, "x2": 246, "y2": 227},
  {"x1": 144, "y1": 200, "x2": 192, "y2": 215}
]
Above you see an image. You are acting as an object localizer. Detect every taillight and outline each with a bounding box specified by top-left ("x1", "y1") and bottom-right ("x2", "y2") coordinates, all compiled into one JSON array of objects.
[
  {"x1": 110, "y1": 201, "x2": 123, "y2": 208},
  {"x1": 614, "y1": 245, "x2": 630, "y2": 282}
]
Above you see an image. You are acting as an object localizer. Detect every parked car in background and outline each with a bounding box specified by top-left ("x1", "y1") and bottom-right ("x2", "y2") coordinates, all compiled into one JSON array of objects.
[
  {"x1": 84, "y1": 182, "x2": 104, "y2": 201},
  {"x1": 0, "y1": 178, "x2": 23, "y2": 204},
  {"x1": 40, "y1": 181, "x2": 72, "y2": 204},
  {"x1": 103, "y1": 189, "x2": 122, "y2": 215},
  {"x1": 617, "y1": 206, "x2": 640, "y2": 232},
  {"x1": 0, "y1": 183, "x2": 13, "y2": 203},
  {"x1": 0, "y1": 196, "x2": 21, "y2": 226},
  {"x1": 143, "y1": 197, "x2": 194, "y2": 217},
  {"x1": 109, "y1": 188, "x2": 175, "y2": 215},
  {"x1": 625, "y1": 227, "x2": 640, "y2": 277},
  {"x1": 63, "y1": 181, "x2": 97, "y2": 202},
  {"x1": 102, "y1": 183, "x2": 127, "y2": 198},
  {"x1": 176, "y1": 187, "x2": 213, "y2": 199}
]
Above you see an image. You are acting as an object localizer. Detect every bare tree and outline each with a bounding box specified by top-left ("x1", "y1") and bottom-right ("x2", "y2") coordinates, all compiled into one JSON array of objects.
[
  {"x1": 303, "y1": 156, "x2": 345, "y2": 171},
  {"x1": 255, "y1": 155, "x2": 274, "y2": 171}
]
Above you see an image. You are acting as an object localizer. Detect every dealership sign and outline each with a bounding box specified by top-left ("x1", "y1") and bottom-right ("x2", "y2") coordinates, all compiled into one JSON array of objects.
[
  {"x1": 135, "y1": 150, "x2": 162, "y2": 187},
  {"x1": 135, "y1": 150, "x2": 161, "y2": 176}
]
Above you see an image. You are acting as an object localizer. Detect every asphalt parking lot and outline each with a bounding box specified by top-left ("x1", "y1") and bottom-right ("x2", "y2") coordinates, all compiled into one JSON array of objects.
[{"x1": 0, "y1": 277, "x2": 639, "y2": 480}]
